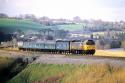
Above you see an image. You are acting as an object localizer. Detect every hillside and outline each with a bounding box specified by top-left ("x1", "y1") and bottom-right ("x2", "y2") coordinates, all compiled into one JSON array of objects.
[
  {"x1": 0, "y1": 18, "x2": 47, "y2": 33},
  {"x1": 8, "y1": 63, "x2": 125, "y2": 83}
]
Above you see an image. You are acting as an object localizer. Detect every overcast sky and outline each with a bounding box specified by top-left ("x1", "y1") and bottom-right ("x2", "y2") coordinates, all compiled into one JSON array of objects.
[{"x1": 0, "y1": 0, "x2": 125, "y2": 21}]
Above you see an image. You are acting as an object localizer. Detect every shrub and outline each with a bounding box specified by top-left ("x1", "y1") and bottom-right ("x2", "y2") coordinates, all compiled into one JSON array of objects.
[
  {"x1": 95, "y1": 40, "x2": 104, "y2": 50},
  {"x1": 121, "y1": 40, "x2": 125, "y2": 50},
  {"x1": 111, "y1": 41, "x2": 121, "y2": 48},
  {"x1": 104, "y1": 44, "x2": 111, "y2": 49}
]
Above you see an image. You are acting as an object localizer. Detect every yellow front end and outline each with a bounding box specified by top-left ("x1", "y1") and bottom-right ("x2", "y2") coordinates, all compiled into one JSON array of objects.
[{"x1": 82, "y1": 45, "x2": 95, "y2": 50}]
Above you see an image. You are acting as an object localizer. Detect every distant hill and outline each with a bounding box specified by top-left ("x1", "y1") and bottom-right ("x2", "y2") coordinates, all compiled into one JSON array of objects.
[
  {"x1": 0, "y1": 18, "x2": 50, "y2": 42},
  {"x1": 0, "y1": 18, "x2": 48, "y2": 34}
]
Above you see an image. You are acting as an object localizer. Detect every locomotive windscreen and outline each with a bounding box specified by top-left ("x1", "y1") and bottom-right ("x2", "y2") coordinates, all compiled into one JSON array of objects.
[{"x1": 86, "y1": 40, "x2": 95, "y2": 45}]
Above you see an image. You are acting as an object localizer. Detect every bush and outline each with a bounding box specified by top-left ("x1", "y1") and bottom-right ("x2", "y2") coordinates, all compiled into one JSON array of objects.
[
  {"x1": 104, "y1": 44, "x2": 111, "y2": 49},
  {"x1": 95, "y1": 40, "x2": 104, "y2": 50},
  {"x1": 121, "y1": 40, "x2": 125, "y2": 50},
  {"x1": 110, "y1": 41, "x2": 121, "y2": 48}
]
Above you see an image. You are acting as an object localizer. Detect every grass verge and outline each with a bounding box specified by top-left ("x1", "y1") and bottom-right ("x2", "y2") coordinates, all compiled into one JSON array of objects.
[{"x1": 8, "y1": 63, "x2": 125, "y2": 83}]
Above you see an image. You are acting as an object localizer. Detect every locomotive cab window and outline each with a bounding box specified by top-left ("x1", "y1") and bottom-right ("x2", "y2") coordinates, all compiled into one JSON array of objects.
[{"x1": 85, "y1": 40, "x2": 95, "y2": 45}]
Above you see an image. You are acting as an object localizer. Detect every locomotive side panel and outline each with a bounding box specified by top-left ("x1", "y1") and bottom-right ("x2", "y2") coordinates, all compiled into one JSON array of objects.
[{"x1": 70, "y1": 41, "x2": 82, "y2": 50}]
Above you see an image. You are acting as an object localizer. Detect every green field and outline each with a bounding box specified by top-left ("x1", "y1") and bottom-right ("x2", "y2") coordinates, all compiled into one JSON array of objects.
[
  {"x1": 8, "y1": 63, "x2": 125, "y2": 83},
  {"x1": 57, "y1": 24, "x2": 84, "y2": 31},
  {"x1": 0, "y1": 18, "x2": 48, "y2": 33}
]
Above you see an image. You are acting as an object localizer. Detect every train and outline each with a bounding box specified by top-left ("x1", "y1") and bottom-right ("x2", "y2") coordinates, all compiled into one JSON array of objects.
[{"x1": 18, "y1": 39, "x2": 96, "y2": 55}]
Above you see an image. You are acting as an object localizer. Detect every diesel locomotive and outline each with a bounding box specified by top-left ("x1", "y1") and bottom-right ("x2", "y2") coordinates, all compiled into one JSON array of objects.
[{"x1": 18, "y1": 40, "x2": 95, "y2": 55}]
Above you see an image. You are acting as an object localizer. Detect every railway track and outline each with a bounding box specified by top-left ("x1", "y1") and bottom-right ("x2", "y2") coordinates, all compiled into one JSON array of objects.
[
  {"x1": 32, "y1": 54, "x2": 125, "y2": 67},
  {"x1": 1, "y1": 49, "x2": 125, "y2": 67},
  {"x1": 1, "y1": 49, "x2": 125, "y2": 59},
  {"x1": 66, "y1": 55, "x2": 125, "y2": 60}
]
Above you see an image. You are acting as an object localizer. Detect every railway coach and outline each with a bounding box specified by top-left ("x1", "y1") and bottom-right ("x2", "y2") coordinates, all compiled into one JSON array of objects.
[{"x1": 18, "y1": 39, "x2": 95, "y2": 55}]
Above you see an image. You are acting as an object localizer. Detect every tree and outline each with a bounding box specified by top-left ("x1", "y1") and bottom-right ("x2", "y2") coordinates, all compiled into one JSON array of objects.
[
  {"x1": 73, "y1": 16, "x2": 82, "y2": 23},
  {"x1": 39, "y1": 28, "x2": 54, "y2": 40},
  {"x1": 111, "y1": 41, "x2": 121, "y2": 48},
  {"x1": 0, "y1": 13, "x2": 8, "y2": 18},
  {"x1": 55, "y1": 30, "x2": 69, "y2": 39},
  {"x1": 121, "y1": 40, "x2": 125, "y2": 50},
  {"x1": 24, "y1": 14, "x2": 36, "y2": 20},
  {"x1": 95, "y1": 40, "x2": 103, "y2": 49},
  {"x1": 0, "y1": 31, "x2": 13, "y2": 42},
  {"x1": 39, "y1": 16, "x2": 52, "y2": 25},
  {"x1": 40, "y1": 16, "x2": 50, "y2": 20},
  {"x1": 104, "y1": 44, "x2": 111, "y2": 49},
  {"x1": 46, "y1": 36, "x2": 54, "y2": 40}
]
